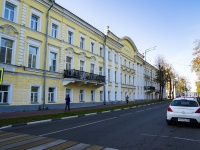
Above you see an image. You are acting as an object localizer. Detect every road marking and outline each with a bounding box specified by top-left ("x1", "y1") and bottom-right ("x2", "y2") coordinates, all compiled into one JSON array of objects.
[
  {"x1": 114, "y1": 109, "x2": 121, "y2": 111},
  {"x1": 27, "y1": 139, "x2": 66, "y2": 150},
  {"x1": 120, "y1": 113, "x2": 133, "y2": 117},
  {"x1": 39, "y1": 117, "x2": 117, "y2": 136},
  {"x1": 102, "y1": 111, "x2": 111, "y2": 113},
  {"x1": 85, "y1": 113, "x2": 97, "y2": 116},
  {"x1": 65, "y1": 143, "x2": 90, "y2": 150},
  {"x1": 141, "y1": 134, "x2": 200, "y2": 142}
]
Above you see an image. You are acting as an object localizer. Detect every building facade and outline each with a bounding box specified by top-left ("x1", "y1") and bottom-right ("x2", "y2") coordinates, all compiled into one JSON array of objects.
[{"x1": 0, "y1": 0, "x2": 162, "y2": 108}]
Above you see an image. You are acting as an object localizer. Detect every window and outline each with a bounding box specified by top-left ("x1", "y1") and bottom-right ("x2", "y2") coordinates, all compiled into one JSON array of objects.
[
  {"x1": 66, "y1": 56, "x2": 72, "y2": 70},
  {"x1": 100, "y1": 91, "x2": 103, "y2": 101},
  {"x1": 115, "y1": 92, "x2": 117, "y2": 100},
  {"x1": 31, "y1": 15, "x2": 38, "y2": 31},
  {"x1": 129, "y1": 76, "x2": 131, "y2": 84},
  {"x1": 66, "y1": 89, "x2": 71, "y2": 102},
  {"x1": 80, "y1": 60, "x2": 85, "y2": 71},
  {"x1": 0, "y1": 85, "x2": 8, "y2": 103},
  {"x1": 133, "y1": 77, "x2": 134, "y2": 85},
  {"x1": 48, "y1": 87, "x2": 55, "y2": 102},
  {"x1": 108, "y1": 51, "x2": 111, "y2": 60},
  {"x1": 0, "y1": 38, "x2": 13, "y2": 64},
  {"x1": 115, "y1": 54, "x2": 117, "y2": 63},
  {"x1": 91, "y1": 42, "x2": 95, "y2": 53},
  {"x1": 108, "y1": 69, "x2": 110, "y2": 81},
  {"x1": 79, "y1": 90, "x2": 84, "y2": 101},
  {"x1": 80, "y1": 37, "x2": 85, "y2": 49},
  {"x1": 100, "y1": 47, "x2": 103, "y2": 57},
  {"x1": 115, "y1": 71, "x2": 117, "y2": 83},
  {"x1": 133, "y1": 63, "x2": 134, "y2": 69},
  {"x1": 108, "y1": 91, "x2": 110, "y2": 101},
  {"x1": 31, "y1": 86, "x2": 39, "y2": 103},
  {"x1": 129, "y1": 62, "x2": 130, "y2": 68},
  {"x1": 4, "y1": 3, "x2": 14, "y2": 21},
  {"x1": 49, "y1": 52, "x2": 57, "y2": 72},
  {"x1": 91, "y1": 90, "x2": 95, "y2": 101},
  {"x1": 28, "y1": 46, "x2": 37, "y2": 68},
  {"x1": 99, "y1": 67, "x2": 103, "y2": 75},
  {"x1": 124, "y1": 59, "x2": 126, "y2": 66},
  {"x1": 51, "y1": 24, "x2": 58, "y2": 38},
  {"x1": 68, "y1": 31, "x2": 73, "y2": 44},
  {"x1": 125, "y1": 74, "x2": 126, "y2": 84},
  {"x1": 121, "y1": 73, "x2": 122, "y2": 83},
  {"x1": 90, "y1": 64, "x2": 95, "y2": 74}
]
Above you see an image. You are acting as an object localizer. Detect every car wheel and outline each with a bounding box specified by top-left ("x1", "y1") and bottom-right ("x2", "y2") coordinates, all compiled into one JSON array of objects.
[{"x1": 167, "y1": 120, "x2": 172, "y2": 125}]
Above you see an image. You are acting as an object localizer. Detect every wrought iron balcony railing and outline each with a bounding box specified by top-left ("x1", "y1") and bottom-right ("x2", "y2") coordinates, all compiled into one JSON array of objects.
[
  {"x1": 144, "y1": 86, "x2": 155, "y2": 91},
  {"x1": 63, "y1": 69, "x2": 105, "y2": 83}
]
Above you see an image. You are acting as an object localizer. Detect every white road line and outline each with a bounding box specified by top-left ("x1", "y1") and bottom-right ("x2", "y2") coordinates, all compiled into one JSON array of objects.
[
  {"x1": 28, "y1": 119, "x2": 51, "y2": 125},
  {"x1": 85, "y1": 113, "x2": 97, "y2": 116},
  {"x1": 27, "y1": 139, "x2": 66, "y2": 150},
  {"x1": 120, "y1": 113, "x2": 133, "y2": 117},
  {"x1": 102, "y1": 111, "x2": 111, "y2": 113},
  {"x1": 65, "y1": 143, "x2": 90, "y2": 150},
  {"x1": 39, "y1": 117, "x2": 117, "y2": 136},
  {"x1": 114, "y1": 109, "x2": 121, "y2": 111},
  {"x1": 141, "y1": 134, "x2": 200, "y2": 142},
  {"x1": 62, "y1": 115, "x2": 78, "y2": 120}
]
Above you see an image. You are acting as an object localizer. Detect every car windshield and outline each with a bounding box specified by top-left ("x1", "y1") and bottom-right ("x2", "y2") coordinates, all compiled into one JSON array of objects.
[{"x1": 171, "y1": 99, "x2": 199, "y2": 107}]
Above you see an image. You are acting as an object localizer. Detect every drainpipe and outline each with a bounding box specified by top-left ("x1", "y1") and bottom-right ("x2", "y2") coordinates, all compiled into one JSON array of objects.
[
  {"x1": 103, "y1": 26, "x2": 109, "y2": 105},
  {"x1": 43, "y1": 0, "x2": 55, "y2": 109}
]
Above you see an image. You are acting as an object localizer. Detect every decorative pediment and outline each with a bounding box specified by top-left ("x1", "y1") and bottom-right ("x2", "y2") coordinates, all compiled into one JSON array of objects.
[
  {"x1": 66, "y1": 47, "x2": 75, "y2": 55},
  {"x1": 90, "y1": 56, "x2": 96, "y2": 62},
  {"x1": 0, "y1": 24, "x2": 19, "y2": 35},
  {"x1": 79, "y1": 52, "x2": 87, "y2": 59}
]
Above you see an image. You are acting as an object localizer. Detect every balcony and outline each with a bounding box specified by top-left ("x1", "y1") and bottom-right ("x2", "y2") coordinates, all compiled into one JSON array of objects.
[
  {"x1": 63, "y1": 69, "x2": 105, "y2": 87},
  {"x1": 144, "y1": 86, "x2": 155, "y2": 93}
]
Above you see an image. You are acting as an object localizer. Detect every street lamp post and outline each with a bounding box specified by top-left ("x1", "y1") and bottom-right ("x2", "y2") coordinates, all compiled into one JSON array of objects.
[
  {"x1": 144, "y1": 46, "x2": 156, "y2": 100},
  {"x1": 103, "y1": 26, "x2": 110, "y2": 105}
]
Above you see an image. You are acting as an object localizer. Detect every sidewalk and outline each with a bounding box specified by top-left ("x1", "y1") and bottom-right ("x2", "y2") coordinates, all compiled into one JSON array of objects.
[{"x1": 0, "y1": 101, "x2": 136, "y2": 120}]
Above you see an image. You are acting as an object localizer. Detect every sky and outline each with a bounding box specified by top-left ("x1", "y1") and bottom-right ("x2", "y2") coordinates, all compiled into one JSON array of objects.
[{"x1": 56, "y1": 0, "x2": 200, "y2": 92}]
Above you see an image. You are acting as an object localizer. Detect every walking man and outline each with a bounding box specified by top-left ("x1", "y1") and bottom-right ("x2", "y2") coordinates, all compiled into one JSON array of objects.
[
  {"x1": 65, "y1": 94, "x2": 70, "y2": 112},
  {"x1": 126, "y1": 95, "x2": 129, "y2": 105}
]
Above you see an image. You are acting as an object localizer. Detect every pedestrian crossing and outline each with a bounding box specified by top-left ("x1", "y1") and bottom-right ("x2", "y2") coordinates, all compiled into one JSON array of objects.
[{"x1": 0, "y1": 131, "x2": 117, "y2": 150}]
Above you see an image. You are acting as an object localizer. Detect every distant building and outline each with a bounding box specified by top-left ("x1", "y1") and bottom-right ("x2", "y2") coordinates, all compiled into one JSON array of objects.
[{"x1": 0, "y1": 0, "x2": 163, "y2": 109}]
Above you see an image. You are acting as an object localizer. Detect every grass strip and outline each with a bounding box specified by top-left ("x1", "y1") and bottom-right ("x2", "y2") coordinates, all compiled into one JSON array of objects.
[{"x1": 0, "y1": 100, "x2": 170, "y2": 127}]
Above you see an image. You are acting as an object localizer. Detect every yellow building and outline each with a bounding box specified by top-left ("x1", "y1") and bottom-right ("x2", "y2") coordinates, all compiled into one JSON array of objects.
[{"x1": 0, "y1": 0, "x2": 160, "y2": 110}]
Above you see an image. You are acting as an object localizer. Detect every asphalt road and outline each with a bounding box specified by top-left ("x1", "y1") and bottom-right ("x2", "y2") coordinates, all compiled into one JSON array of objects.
[{"x1": 2, "y1": 101, "x2": 200, "y2": 150}]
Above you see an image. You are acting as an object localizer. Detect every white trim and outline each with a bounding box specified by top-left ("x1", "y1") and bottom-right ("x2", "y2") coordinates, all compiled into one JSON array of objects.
[
  {"x1": 27, "y1": 38, "x2": 41, "y2": 69},
  {"x1": 48, "y1": 86, "x2": 57, "y2": 102},
  {"x1": 49, "y1": 45, "x2": 59, "y2": 72},
  {"x1": 30, "y1": 7, "x2": 42, "y2": 32},
  {"x1": 0, "y1": 83, "x2": 12, "y2": 104},
  {"x1": 30, "y1": 84, "x2": 42, "y2": 103},
  {"x1": 65, "y1": 54, "x2": 74, "y2": 69},
  {"x1": 0, "y1": 33, "x2": 17, "y2": 65},
  {"x1": 2, "y1": 0, "x2": 20, "y2": 23},
  {"x1": 51, "y1": 18, "x2": 60, "y2": 39}
]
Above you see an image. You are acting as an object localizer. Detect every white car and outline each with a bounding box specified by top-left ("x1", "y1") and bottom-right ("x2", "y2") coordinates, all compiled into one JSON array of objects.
[{"x1": 166, "y1": 97, "x2": 200, "y2": 125}]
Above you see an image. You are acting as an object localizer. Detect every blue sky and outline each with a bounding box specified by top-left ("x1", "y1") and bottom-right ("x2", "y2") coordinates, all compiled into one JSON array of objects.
[{"x1": 56, "y1": 0, "x2": 200, "y2": 91}]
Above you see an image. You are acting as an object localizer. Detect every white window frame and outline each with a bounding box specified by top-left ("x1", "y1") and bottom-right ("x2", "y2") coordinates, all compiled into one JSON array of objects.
[
  {"x1": 27, "y1": 38, "x2": 41, "y2": 69},
  {"x1": 108, "y1": 69, "x2": 110, "y2": 82},
  {"x1": 99, "y1": 45, "x2": 103, "y2": 57},
  {"x1": 99, "y1": 67, "x2": 103, "y2": 75},
  {"x1": 67, "y1": 26, "x2": 74, "y2": 45},
  {"x1": 108, "y1": 51, "x2": 111, "y2": 60},
  {"x1": 66, "y1": 55, "x2": 73, "y2": 70},
  {"x1": 90, "y1": 39, "x2": 95, "y2": 54},
  {"x1": 100, "y1": 91, "x2": 104, "y2": 101},
  {"x1": 30, "y1": 7, "x2": 42, "y2": 32},
  {"x1": 90, "y1": 63, "x2": 95, "y2": 74},
  {"x1": 51, "y1": 18, "x2": 60, "y2": 39},
  {"x1": 48, "y1": 86, "x2": 57, "y2": 102},
  {"x1": 66, "y1": 88, "x2": 73, "y2": 102},
  {"x1": 79, "y1": 59, "x2": 85, "y2": 71},
  {"x1": 80, "y1": 33, "x2": 86, "y2": 50},
  {"x1": 0, "y1": 84, "x2": 12, "y2": 104},
  {"x1": 30, "y1": 84, "x2": 41, "y2": 103},
  {"x1": 79, "y1": 89, "x2": 85, "y2": 102},
  {"x1": 124, "y1": 59, "x2": 126, "y2": 66},
  {"x1": 0, "y1": 33, "x2": 17, "y2": 65},
  {"x1": 91, "y1": 90, "x2": 95, "y2": 101},
  {"x1": 49, "y1": 45, "x2": 58, "y2": 72},
  {"x1": 2, "y1": 0, "x2": 19, "y2": 23}
]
